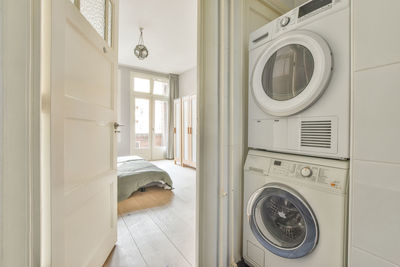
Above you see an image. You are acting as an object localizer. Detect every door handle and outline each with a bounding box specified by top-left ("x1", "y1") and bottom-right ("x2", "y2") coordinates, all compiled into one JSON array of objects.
[{"x1": 114, "y1": 122, "x2": 124, "y2": 129}]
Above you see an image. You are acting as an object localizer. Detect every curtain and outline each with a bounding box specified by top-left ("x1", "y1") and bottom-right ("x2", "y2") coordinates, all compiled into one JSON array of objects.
[{"x1": 167, "y1": 74, "x2": 179, "y2": 159}]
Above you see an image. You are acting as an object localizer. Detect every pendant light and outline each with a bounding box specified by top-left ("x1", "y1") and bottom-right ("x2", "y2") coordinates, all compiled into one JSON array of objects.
[{"x1": 134, "y1": 27, "x2": 149, "y2": 60}]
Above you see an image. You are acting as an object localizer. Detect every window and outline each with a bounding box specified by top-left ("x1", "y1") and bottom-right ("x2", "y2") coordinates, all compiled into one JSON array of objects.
[
  {"x1": 133, "y1": 77, "x2": 151, "y2": 93},
  {"x1": 69, "y1": 0, "x2": 114, "y2": 47},
  {"x1": 130, "y1": 72, "x2": 170, "y2": 159},
  {"x1": 130, "y1": 73, "x2": 169, "y2": 97},
  {"x1": 153, "y1": 80, "x2": 169, "y2": 96},
  {"x1": 80, "y1": 0, "x2": 106, "y2": 39},
  {"x1": 134, "y1": 98, "x2": 150, "y2": 148}
]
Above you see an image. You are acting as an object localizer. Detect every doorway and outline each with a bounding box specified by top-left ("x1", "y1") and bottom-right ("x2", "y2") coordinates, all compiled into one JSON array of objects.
[
  {"x1": 106, "y1": 0, "x2": 198, "y2": 266},
  {"x1": 130, "y1": 72, "x2": 169, "y2": 160}
]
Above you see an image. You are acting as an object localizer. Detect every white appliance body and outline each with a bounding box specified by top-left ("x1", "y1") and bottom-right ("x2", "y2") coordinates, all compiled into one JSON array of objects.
[
  {"x1": 248, "y1": 0, "x2": 350, "y2": 159},
  {"x1": 243, "y1": 150, "x2": 349, "y2": 267}
]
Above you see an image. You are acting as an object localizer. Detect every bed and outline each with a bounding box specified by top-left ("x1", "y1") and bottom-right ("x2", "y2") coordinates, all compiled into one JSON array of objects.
[{"x1": 117, "y1": 156, "x2": 173, "y2": 202}]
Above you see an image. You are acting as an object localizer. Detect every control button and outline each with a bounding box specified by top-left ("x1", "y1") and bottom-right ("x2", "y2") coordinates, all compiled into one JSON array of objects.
[
  {"x1": 280, "y1": 16, "x2": 290, "y2": 27},
  {"x1": 301, "y1": 167, "x2": 312, "y2": 177}
]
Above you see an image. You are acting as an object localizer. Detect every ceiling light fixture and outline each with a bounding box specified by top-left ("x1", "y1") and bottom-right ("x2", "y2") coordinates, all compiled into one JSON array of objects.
[{"x1": 134, "y1": 27, "x2": 149, "y2": 60}]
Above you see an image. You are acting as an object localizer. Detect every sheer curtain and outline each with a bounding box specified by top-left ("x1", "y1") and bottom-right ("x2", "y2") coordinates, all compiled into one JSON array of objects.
[{"x1": 167, "y1": 74, "x2": 179, "y2": 159}]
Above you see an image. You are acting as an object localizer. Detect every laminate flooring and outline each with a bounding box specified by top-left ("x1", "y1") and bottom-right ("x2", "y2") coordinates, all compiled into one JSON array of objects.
[{"x1": 104, "y1": 160, "x2": 196, "y2": 267}]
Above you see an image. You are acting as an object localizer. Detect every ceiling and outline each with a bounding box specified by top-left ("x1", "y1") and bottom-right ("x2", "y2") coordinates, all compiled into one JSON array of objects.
[{"x1": 118, "y1": 0, "x2": 197, "y2": 74}]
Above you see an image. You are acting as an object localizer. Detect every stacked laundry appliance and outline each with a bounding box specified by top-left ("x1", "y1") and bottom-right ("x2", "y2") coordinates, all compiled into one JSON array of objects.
[{"x1": 243, "y1": 0, "x2": 351, "y2": 266}]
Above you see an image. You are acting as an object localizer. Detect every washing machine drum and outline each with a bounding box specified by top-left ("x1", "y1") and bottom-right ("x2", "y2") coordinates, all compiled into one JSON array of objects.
[
  {"x1": 247, "y1": 183, "x2": 318, "y2": 259},
  {"x1": 251, "y1": 30, "x2": 332, "y2": 117}
]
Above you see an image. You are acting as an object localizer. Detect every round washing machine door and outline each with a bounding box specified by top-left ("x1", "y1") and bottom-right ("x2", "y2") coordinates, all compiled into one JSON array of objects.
[
  {"x1": 251, "y1": 30, "x2": 332, "y2": 117},
  {"x1": 247, "y1": 183, "x2": 318, "y2": 259}
]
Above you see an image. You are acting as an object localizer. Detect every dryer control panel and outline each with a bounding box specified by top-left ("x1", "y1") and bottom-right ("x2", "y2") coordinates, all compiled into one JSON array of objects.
[{"x1": 269, "y1": 159, "x2": 348, "y2": 194}]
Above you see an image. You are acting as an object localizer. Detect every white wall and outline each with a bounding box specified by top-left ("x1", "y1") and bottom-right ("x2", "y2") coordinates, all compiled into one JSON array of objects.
[
  {"x1": 179, "y1": 67, "x2": 197, "y2": 97},
  {"x1": 350, "y1": 0, "x2": 400, "y2": 266}
]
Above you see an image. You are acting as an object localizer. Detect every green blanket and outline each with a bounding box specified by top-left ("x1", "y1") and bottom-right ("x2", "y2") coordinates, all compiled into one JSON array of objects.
[{"x1": 117, "y1": 158, "x2": 173, "y2": 202}]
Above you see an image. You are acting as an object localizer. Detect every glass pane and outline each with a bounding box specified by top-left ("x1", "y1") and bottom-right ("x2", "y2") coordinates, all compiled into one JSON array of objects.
[
  {"x1": 262, "y1": 44, "x2": 314, "y2": 101},
  {"x1": 107, "y1": 0, "x2": 113, "y2": 47},
  {"x1": 80, "y1": 0, "x2": 106, "y2": 39},
  {"x1": 133, "y1": 77, "x2": 150, "y2": 93},
  {"x1": 183, "y1": 100, "x2": 190, "y2": 160},
  {"x1": 153, "y1": 81, "x2": 169, "y2": 96},
  {"x1": 255, "y1": 189, "x2": 306, "y2": 248},
  {"x1": 154, "y1": 100, "x2": 168, "y2": 147},
  {"x1": 135, "y1": 98, "x2": 149, "y2": 149},
  {"x1": 174, "y1": 102, "x2": 181, "y2": 159},
  {"x1": 191, "y1": 97, "x2": 196, "y2": 162}
]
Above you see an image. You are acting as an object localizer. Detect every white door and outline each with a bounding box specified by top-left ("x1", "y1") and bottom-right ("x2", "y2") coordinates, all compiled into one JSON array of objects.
[
  {"x1": 131, "y1": 73, "x2": 169, "y2": 160},
  {"x1": 50, "y1": 0, "x2": 118, "y2": 266}
]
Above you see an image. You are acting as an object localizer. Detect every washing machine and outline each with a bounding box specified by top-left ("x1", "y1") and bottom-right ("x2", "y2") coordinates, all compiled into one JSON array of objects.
[
  {"x1": 248, "y1": 0, "x2": 350, "y2": 159},
  {"x1": 243, "y1": 150, "x2": 349, "y2": 267}
]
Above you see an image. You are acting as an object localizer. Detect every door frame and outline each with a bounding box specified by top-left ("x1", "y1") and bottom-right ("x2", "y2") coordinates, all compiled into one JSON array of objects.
[{"x1": 0, "y1": 0, "x2": 41, "y2": 266}]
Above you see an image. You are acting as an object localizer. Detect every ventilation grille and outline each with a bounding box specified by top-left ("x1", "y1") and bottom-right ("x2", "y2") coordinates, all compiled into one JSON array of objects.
[{"x1": 301, "y1": 120, "x2": 332, "y2": 149}]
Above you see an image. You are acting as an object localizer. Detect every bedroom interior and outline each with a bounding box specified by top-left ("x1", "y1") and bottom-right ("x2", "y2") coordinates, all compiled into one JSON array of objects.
[{"x1": 104, "y1": 0, "x2": 198, "y2": 266}]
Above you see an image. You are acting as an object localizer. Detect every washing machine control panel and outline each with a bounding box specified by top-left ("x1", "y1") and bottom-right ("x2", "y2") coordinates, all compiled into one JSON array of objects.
[
  {"x1": 275, "y1": 11, "x2": 297, "y2": 32},
  {"x1": 269, "y1": 159, "x2": 348, "y2": 193},
  {"x1": 273, "y1": 0, "x2": 344, "y2": 35}
]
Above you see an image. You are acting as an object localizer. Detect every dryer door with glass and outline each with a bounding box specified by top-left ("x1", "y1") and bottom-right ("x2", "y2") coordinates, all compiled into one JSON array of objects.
[
  {"x1": 251, "y1": 30, "x2": 332, "y2": 117},
  {"x1": 247, "y1": 183, "x2": 318, "y2": 259}
]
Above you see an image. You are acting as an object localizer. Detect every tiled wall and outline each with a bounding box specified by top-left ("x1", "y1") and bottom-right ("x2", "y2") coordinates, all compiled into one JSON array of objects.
[{"x1": 350, "y1": 0, "x2": 400, "y2": 266}]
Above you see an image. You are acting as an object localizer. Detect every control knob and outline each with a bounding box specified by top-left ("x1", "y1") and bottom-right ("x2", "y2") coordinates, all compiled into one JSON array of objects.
[
  {"x1": 280, "y1": 16, "x2": 291, "y2": 27},
  {"x1": 301, "y1": 167, "x2": 312, "y2": 177}
]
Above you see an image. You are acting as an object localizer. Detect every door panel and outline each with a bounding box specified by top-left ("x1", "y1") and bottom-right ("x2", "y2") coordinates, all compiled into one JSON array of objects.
[
  {"x1": 64, "y1": 119, "x2": 112, "y2": 191},
  {"x1": 181, "y1": 95, "x2": 196, "y2": 168},
  {"x1": 191, "y1": 96, "x2": 197, "y2": 165},
  {"x1": 182, "y1": 97, "x2": 191, "y2": 164},
  {"x1": 132, "y1": 97, "x2": 151, "y2": 159},
  {"x1": 51, "y1": 0, "x2": 118, "y2": 266},
  {"x1": 174, "y1": 99, "x2": 182, "y2": 164},
  {"x1": 152, "y1": 99, "x2": 168, "y2": 159},
  {"x1": 65, "y1": 23, "x2": 113, "y2": 108}
]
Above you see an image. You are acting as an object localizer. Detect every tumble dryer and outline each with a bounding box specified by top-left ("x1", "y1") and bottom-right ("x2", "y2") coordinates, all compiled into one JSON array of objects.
[
  {"x1": 243, "y1": 150, "x2": 349, "y2": 267},
  {"x1": 248, "y1": 0, "x2": 350, "y2": 159}
]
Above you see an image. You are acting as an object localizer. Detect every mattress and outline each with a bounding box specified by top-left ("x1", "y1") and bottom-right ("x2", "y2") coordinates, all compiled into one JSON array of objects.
[{"x1": 117, "y1": 156, "x2": 173, "y2": 202}]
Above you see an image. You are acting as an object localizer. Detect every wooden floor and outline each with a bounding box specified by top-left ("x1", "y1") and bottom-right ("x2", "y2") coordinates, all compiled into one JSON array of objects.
[{"x1": 104, "y1": 160, "x2": 196, "y2": 267}]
